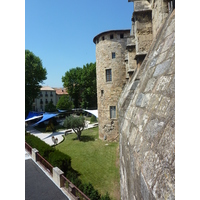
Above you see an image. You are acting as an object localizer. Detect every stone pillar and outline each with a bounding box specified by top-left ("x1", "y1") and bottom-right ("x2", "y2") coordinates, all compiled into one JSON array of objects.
[
  {"x1": 31, "y1": 148, "x2": 38, "y2": 162},
  {"x1": 53, "y1": 167, "x2": 64, "y2": 188}
]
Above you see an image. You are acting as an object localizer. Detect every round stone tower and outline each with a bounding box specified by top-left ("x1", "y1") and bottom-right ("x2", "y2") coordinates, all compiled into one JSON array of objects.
[{"x1": 93, "y1": 29, "x2": 130, "y2": 141}]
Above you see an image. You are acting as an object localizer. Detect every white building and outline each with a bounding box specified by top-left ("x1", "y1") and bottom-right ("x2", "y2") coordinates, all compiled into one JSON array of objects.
[{"x1": 32, "y1": 86, "x2": 68, "y2": 112}]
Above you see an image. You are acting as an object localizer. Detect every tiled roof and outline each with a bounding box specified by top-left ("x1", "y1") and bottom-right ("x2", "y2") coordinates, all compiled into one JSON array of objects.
[{"x1": 54, "y1": 88, "x2": 68, "y2": 95}]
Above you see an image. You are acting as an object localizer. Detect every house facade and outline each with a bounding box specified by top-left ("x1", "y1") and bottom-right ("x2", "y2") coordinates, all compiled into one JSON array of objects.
[{"x1": 32, "y1": 86, "x2": 68, "y2": 112}]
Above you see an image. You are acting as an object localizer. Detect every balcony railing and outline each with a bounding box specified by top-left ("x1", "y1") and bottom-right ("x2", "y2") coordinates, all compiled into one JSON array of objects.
[
  {"x1": 25, "y1": 142, "x2": 32, "y2": 155},
  {"x1": 25, "y1": 142, "x2": 90, "y2": 200},
  {"x1": 61, "y1": 175, "x2": 90, "y2": 200},
  {"x1": 36, "y1": 152, "x2": 53, "y2": 175}
]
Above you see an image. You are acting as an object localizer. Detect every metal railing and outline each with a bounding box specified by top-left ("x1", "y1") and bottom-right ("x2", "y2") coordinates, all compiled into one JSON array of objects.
[
  {"x1": 25, "y1": 142, "x2": 32, "y2": 155},
  {"x1": 61, "y1": 175, "x2": 90, "y2": 200},
  {"x1": 36, "y1": 152, "x2": 53, "y2": 175}
]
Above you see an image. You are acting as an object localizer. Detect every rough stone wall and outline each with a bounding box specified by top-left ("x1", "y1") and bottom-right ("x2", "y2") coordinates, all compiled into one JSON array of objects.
[
  {"x1": 95, "y1": 31, "x2": 130, "y2": 140},
  {"x1": 151, "y1": 0, "x2": 169, "y2": 38},
  {"x1": 134, "y1": 1, "x2": 153, "y2": 55},
  {"x1": 118, "y1": 9, "x2": 175, "y2": 200}
]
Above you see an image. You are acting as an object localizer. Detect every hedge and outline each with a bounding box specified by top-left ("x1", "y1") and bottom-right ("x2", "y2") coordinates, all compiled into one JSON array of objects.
[
  {"x1": 25, "y1": 133, "x2": 71, "y2": 175},
  {"x1": 25, "y1": 133, "x2": 111, "y2": 200}
]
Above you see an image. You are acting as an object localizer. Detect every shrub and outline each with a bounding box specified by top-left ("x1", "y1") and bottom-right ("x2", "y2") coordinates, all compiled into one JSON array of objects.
[
  {"x1": 101, "y1": 192, "x2": 111, "y2": 200},
  {"x1": 46, "y1": 121, "x2": 55, "y2": 132},
  {"x1": 25, "y1": 134, "x2": 54, "y2": 159},
  {"x1": 82, "y1": 183, "x2": 101, "y2": 200},
  {"x1": 90, "y1": 115, "x2": 97, "y2": 123},
  {"x1": 48, "y1": 150, "x2": 71, "y2": 173}
]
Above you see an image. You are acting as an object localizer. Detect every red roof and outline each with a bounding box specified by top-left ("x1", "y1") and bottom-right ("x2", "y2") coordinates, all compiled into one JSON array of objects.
[{"x1": 54, "y1": 88, "x2": 68, "y2": 95}]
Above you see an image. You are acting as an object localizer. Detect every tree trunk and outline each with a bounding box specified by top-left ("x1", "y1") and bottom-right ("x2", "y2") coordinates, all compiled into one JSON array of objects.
[{"x1": 77, "y1": 133, "x2": 81, "y2": 141}]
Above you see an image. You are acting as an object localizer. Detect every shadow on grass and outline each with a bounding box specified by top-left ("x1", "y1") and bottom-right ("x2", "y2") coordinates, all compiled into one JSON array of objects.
[{"x1": 72, "y1": 135, "x2": 96, "y2": 142}]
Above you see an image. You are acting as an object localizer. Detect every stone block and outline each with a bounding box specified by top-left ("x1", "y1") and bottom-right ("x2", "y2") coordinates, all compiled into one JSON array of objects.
[
  {"x1": 158, "y1": 125, "x2": 175, "y2": 164},
  {"x1": 161, "y1": 32, "x2": 175, "y2": 53},
  {"x1": 153, "y1": 59, "x2": 172, "y2": 77},
  {"x1": 136, "y1": 93, "x2": 150, "y2": 108},
  {"x1": 134, "y1": 1, "x2": 152, "y2": 12},
  {"x1": 156, "y1": 96, "x2": 171, "y2": 116},
  {"x1": 144, "y1": 118, "x2": 165, "y2": 142},
  {"x1": 142, "y1": 150, "x2": 161, "y2": 189},
  {"x1": 144, "y1": 77, "x2": 156, "y2": 92},
  {"x1": 152, "y1": 168, "x2": 175, "y2": 200},
  {"x1": 155, "y1": 76, "x2": 172, "y2": 91},
  {"x1": 147, "y1": 93, "x2": 162, "y2": 111},
  {"x1": 156, "y1": 51, "x2": 168, "y2": 65}
]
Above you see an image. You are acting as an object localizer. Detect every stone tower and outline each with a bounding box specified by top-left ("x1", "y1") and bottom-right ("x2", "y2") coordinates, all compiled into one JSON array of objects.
[{"x1": 93, "y1": 30, "x2": 130, "y2": 141}]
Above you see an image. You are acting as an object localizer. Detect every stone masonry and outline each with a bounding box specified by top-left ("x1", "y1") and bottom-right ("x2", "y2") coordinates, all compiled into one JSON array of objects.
[
  {"x1": 93, "y1": 1, "x2": 175, "y2": 198},
  {"x1": 118, "y1": 8, "x2": 175, "y2": 200},
  {"x1": 93, "y1": 30, "x2": 130, "y2": 140}
]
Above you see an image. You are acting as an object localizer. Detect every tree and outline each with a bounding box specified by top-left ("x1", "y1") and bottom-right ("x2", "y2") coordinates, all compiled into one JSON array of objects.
[
  {"x1": 62, "y1": 67, "x2": 82, "y2": 108},
  {"x1": 81, "y1": 63, "x2": 97, "y2": 109},
  {"x1": 56, "y1": 95, "x2": 74, "y2": 110},
  {"x1": 25, "y1": 50, "x2": 47, "y2": 116},
  {"x1": 45, "y1": 100, "x2": 57, "y2": 112},
  {"x1": 62, "y1": 62, "x2": 97, "y2": 109},
  {"x1": 63, "y1": 116, "x2": 85, "y2": 141}
]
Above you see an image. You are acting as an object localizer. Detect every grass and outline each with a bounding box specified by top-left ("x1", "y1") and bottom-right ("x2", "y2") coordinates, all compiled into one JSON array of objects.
[{"x1": 56, "y1": 127, "x2": 120, "y2": 200}]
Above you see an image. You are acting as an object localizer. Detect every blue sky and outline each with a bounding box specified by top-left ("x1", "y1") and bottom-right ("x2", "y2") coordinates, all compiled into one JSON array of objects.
[{"x1": 25, "y1": 0, "x2": 133, "y2": 87}]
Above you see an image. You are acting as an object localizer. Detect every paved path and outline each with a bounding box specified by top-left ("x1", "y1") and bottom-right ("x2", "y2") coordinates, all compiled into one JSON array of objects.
[
  {"x1": 25, "y1": 156, "x2": 69, "y2": 200},
  {"x1": 26, "y1": 121, "x2": 98, "y2": 146}
]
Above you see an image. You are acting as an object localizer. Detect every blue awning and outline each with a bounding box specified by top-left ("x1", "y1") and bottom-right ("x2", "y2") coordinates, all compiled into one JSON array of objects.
[
  {"x1": 32, "y1": 113, "x2": 59, "y2": 126},
  {"x1": 25, "y1": 111, "x2": 44, "y2": 120}
]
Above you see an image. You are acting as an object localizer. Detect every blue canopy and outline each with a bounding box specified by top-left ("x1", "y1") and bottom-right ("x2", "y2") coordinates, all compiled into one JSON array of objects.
[
  {"x1": 26, "y1": 111, "x2": 44, "y2": 120},
  {"x1": 32, "y1": 113, "x2": 59, "y2": 126}
]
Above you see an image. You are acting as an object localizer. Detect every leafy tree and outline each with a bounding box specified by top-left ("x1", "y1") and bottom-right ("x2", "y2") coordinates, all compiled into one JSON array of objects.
[
  {"x1": 25, "y1": 50, "x2": 47, "y2": 116},
  {"x1": 81, "y1": 63, "x2": 97, "y2": 109},
  {"x1": 63, "y1": 116, "x2": 85, "y2": 141},
  {"x1": 62, "y1": 67, "x2": 82, "y2": 108},
  {"x1": 56, "y1": 95, "x2": 74, "y2": 110},
  {"x1": 45, "y1": 100, "x2": 57, "y2": 112},
  {"x1": 62, "y1": 62, "x2": 97, "y2": 109}
]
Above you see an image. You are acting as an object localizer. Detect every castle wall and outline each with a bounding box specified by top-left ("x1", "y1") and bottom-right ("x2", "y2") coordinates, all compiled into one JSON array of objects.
[
  {"x1": 118, "y1": 10, "x2": 175, "y2": 199},
  {"x1": 94, "y1": 30, "x2": 130, "y2": 140}
]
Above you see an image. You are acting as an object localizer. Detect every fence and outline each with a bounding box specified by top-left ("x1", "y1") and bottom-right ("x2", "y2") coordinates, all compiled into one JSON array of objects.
[
  {"x1": 61, "y1": 175, "x2": 90, "y2": 200},
  {"x1": 25, "y1": 142, "x2": 32, "y2": 155},
  {"x1": 25, "y1": 142, "x2": 90, "y2": 200},
  {"x1": 36, "y1": 152, "x2": 54, "y2": 175}
]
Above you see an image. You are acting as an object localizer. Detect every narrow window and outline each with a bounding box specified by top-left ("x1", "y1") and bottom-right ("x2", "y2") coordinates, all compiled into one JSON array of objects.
[
  {"x1": 106, "y1": 69, "x2": 112, "y2": 82},
  {"x1": 110, "y1": 106, "x2": 116, "y2": 119},
  {"x1": 101, "y1": 90, "x2": 104, "y2": 96},
  {"x1": 110, "y1": 34, "x2": 114, "y2": 39},
  {"x1": 102, "y1": 36, "x2": 105, "y2": 40},
  {"x1": 112, "y1": 52, "x2": 115, "y2": 59},
  {"x1": 120, "y1": 33, "x2": 124, "y2": 38}
]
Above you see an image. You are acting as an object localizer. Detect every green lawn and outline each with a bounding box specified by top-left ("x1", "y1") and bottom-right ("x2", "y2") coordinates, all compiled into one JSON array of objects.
[{"x1": 56, "y1": 127, "x2": 120, "y2": 200}]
